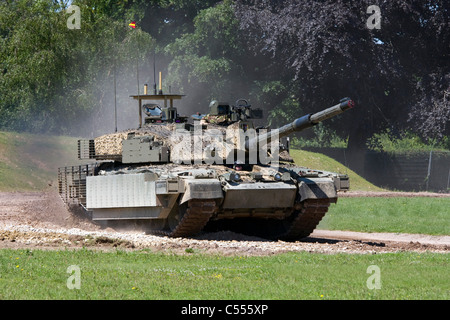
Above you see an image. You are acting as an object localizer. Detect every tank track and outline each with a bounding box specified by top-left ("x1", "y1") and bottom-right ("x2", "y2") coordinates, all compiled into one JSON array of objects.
[
  {"x1": 153, "y1": 199, "x2": 218, "y2": 237},
  {"x1": 199, "y1": 198, "x2": 333, "y2": 241},
  {"x1": 277, "y1": 198, "x2": 332, "y2": 241},
  {"x1": 149, "y1": 198, "x2": 330, "y2": 240}
]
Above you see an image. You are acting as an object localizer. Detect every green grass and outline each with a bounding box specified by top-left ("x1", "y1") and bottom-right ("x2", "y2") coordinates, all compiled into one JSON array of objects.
[
  {"x1": 0, "y1": 131, "x2": 81, "y2": 191},
  {"x1": 290, "y1": 149, "x2": 384, "y2": 191},
  {"x1": 0, "y1": 249, "x2": 448, "y2": 300},
  {"x1": 319, "y1": 197, "x2": 450, "y2": 235}
]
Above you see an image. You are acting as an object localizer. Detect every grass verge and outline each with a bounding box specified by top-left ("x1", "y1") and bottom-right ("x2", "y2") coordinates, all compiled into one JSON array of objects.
[
  {"x1": 0, "y1": 249, "x2": 448, "y2": 300},
  {"x1": 290, "y1": 149, "x2": 383, "y2": 191},
  {"x1": 319, "y1": 197, "x2": 450, "y2": 235},
  {"x1": 0, "y1": 131, "x2": 80, "y2": 191}
]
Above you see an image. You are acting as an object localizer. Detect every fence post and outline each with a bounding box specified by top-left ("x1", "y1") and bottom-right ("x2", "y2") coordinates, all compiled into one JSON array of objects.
[
  {"x1": 447, "y1": 167, "x2": 450, "y2": 191},
  {"x1": 426, "y1": 150, "x2": 432, "y2": 191}
]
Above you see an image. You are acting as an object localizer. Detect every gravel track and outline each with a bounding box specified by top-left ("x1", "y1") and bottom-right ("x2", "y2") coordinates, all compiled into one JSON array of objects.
[{"x1": 0, "y1": 191, "x2": 448, "y2": 255}]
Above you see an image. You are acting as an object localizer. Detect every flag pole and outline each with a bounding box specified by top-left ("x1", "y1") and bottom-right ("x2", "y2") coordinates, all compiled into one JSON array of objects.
[
  {"x1": 114, "y1": 61, "x2": 117, "y2": 133},
  {"x1": 136, "y1": 48, "x2": 140, "y2": 97},
  {"x1": 112, "y1": 25, "x2": 117, "y2": 133},
  {"x1": 153, "y1": 50, "x2": 157, "y2": 95},
  {"x1": 129, "y1": 21, "x2": 141, "y2": 128}
]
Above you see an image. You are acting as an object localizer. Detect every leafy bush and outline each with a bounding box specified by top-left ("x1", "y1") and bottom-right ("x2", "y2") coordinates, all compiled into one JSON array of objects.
[
  {"x1": 290, "y1": 122, "x2": 348, "y2": 148},
  {"x1": 367, "y1": 129, "x2": 449, "y2": 152}
]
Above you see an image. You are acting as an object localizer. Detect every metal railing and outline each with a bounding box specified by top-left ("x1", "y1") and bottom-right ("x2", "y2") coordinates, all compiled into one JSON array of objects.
[
  {"x1": 77, "y1": 139, "x2": 95, "y2": 160},
  {"x1": 58, "y1": 164, "x2": 95, "y2": 208}
]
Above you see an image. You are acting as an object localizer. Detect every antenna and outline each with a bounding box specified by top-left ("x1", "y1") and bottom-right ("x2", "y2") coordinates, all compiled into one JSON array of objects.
[
  {"x1": 136, "y1": 39, "x2": 140, "y2": 128},
  {"x1": 135, "y1": 29, "x2": 140, "y2": 98},
  {"x1": 114, "y1": 62, "x2": 117, "y2": 133},
  {"x1": 112, "y1": 27, "x2": 117, "y2": 132},
  {"x1": 153, "y1": 50, "x2": 157, "y2": 94},
  {"x1": 136, "y1": 54, "x2": 140, "y2": 97}
]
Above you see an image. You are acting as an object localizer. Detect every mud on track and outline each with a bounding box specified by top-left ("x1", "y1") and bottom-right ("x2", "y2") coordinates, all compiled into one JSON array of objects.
[{"x1": 0, "y1": 190, "x2": 448, "y2": 255}]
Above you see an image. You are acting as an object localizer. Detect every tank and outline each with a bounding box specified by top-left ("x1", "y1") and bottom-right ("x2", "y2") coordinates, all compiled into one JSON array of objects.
[{"x1": 58, "y1": 90, "x2": 354, "y2": 240}]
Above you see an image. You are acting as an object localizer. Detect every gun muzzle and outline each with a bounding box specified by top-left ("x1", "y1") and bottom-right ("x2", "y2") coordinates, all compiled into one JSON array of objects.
[{"x1": 310, "y1": 98, "x2": 354, "y2": 124}]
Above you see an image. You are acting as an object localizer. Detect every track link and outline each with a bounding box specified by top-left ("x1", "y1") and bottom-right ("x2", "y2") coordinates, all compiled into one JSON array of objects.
[
  {"x1": 277, "y1": 198, "x2": 332, "y2": 241},
  {"x1": 149, "y1": 198, "x2": 331, "y2": 240},
  {"x1": 154, "y1": 199, "x2": 218, "y2": 238}
]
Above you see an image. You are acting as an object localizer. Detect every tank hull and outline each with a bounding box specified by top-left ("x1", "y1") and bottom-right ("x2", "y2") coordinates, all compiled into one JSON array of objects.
[{"x1": 58, "y1": 163, "x2": 347, "y2": 240}]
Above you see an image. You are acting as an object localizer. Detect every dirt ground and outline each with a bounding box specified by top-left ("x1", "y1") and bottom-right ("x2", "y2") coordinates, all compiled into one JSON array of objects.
[
  {"x1": 340, "y1": 191, "x2": 450, "y2": 198},
  {"x1": 0, "y1": 190, "x2": 448, "y2": 255}
]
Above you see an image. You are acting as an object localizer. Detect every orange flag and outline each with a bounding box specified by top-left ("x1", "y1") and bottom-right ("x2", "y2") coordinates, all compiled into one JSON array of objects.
[{"x1": 129, "y1": 21, "x2": 136, "y2": 29}]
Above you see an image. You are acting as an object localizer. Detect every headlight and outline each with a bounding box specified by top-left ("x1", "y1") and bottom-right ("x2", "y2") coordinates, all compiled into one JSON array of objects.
[
  {"x1": 273, "y1": 173, "x2": 282, "y2": 181},
  {"x1": 231, "y1": 172, "x2": 241, "y2": 182},
  {"x1": 272, "y1": 171, "x2": 291, "y2": 181},
  {"x1": 225, "y1": 171, "x2": 241, "y2": 182}
]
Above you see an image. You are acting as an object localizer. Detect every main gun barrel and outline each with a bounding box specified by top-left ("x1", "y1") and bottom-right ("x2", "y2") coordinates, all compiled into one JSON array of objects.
[{"x1": 245, "y1": 98, "x2": 354, "y2": 150}]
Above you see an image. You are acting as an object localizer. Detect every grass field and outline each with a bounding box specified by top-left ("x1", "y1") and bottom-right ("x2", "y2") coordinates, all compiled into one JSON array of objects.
[
  {"x1": 0, "y1": 131, "x2": 80, "y2": 191},
  {"x1": 319, "y1": 197, "x2": 450, "y2": 235},
  {"x1": 0, "y1": 196, "x2": 445, "y2": 300},
  {"x1": 0, "y1": 249, "x2": 448, "y2": 300}
]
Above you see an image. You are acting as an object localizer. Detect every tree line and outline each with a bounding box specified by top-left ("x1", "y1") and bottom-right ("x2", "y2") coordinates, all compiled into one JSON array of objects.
[{"x1": 0, "y1": 0, "x2": 448, "y2": 149}]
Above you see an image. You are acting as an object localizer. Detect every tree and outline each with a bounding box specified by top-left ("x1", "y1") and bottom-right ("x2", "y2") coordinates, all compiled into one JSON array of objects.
[
  {"x1": 234, "y1": 0, "x2": 449, "y2": 147},
  {"x1": 0, "y1": 0, "x2": 154, "y2": 135},
  {"x1": 1, "y1": 0, "x2": 447, "y2": 143},
  {"x1": 164, "y1": 0, "x2": 247, "y2": 114}
]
